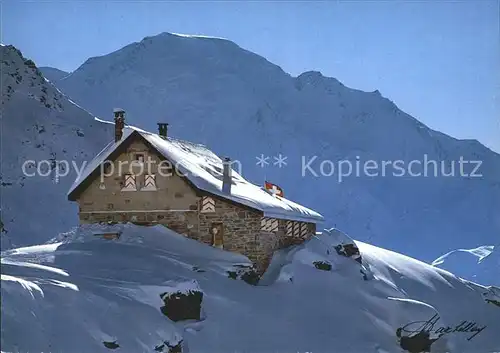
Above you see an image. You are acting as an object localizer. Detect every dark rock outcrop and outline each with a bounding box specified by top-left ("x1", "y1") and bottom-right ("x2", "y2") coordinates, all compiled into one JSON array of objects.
[
  {"x1": 334, "y1": 243, "x2": 362, "y2": 263},
  {"x1": 396, "y1": 328, "x2": 440, "y2": 353},
  {"x1": 154, "y1": 339, "x2": 183, "y2": 353},
  {"x1": 103, "y1": 341, "x2": 120, "y2": 349},
  {"x1": 482, "y1": 286, "x2": 500, "y2": 308},
  {"x1": 227, "y1": 265, "x2": 260, "y2": 285},
  {"x1": 313, "y1": 261, "x2": 332, "y2": 271},
  {"x1": 160, "y1": 290, "x2": 203, "y2": 322}
]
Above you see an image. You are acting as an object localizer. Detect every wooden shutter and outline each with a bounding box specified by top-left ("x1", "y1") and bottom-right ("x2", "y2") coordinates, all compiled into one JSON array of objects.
[
  {"x1": 201, "y1": 197, "x2": 216, "y2": 212},
  {"x1": 122, "y1": 174, "x2": 136, "y2": 190},
  {"x1": 286, "y1": 221, "x2": 294, "y2": 237},
  {"x1": 300, "y1": 222, "x2": 308, "y2": 237},
  {"x1": 261, "y1": 218, "x2": 278, "y2": 233},
  {"x1": 143, "y1": 174, "x2": 156, "y2": 189}
]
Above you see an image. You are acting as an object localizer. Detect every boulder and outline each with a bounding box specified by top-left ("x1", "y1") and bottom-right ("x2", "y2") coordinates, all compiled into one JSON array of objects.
[
  {"x1": 482, "y1": 286, "x2": 500, "y2": 308},
  {"x1": 103, "y1": 341, "x2": 120, "y2": 349},
  {"x1": 324, "y1": 228, "x2": 362, "y2": 263}
]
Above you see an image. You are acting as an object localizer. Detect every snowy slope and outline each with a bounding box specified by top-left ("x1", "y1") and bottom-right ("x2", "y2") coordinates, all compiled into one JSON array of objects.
[
  {"x1": 2, "y1": 224, "x2": 499, "y2": 353},
  {"x1": 0, "y1": 45, "x2": 111, "y2": 249},
  {"x1": 433, "y1": 245, "x2": 500, "y2": 286},
  {"x1": 46, "y1": 32, "x2": 500, "y2": 270}
]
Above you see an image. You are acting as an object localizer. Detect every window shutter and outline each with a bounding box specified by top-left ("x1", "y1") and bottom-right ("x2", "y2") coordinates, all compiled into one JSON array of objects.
[
  {"x1": 201, "y1": 197, "x2": 216, "y2": 212},
  {"x1": 300, "y1": 222, "x2": 308, "y2": 237},
  {"x1": 143, "y1": 174, "x2": 156, "y2": 190},
  {"x1": 261, "y1": 218, "x2": 278, "y2": 232},
  {"x1": 286, "y1": 221, "x2": 294, "y2": 237},
  {"x1": 122, "y1": 174, "x2": 136, "y2": 191},
  {"x1": 293, "y1": 221, "x2": 300, "y2": 237}
]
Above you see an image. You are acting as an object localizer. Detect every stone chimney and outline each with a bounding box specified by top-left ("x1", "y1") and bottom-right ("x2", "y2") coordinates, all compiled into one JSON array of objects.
[
  {"x1": 158, "y1": 123, "x2": 169, "y2": 138},
  {"x1": 113, "y1": 108, "x2": 125, "y2": 142},
  {"x1": 222, "y1": 157, "x2": 232, "y2": 194}
]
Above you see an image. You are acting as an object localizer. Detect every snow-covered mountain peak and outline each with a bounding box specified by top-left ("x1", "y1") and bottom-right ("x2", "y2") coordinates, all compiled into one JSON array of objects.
[
  {"x1": 67, "y1": 31, "x2": 288, "y2": 87},
  {"x1": 155, "y1": 31, "x2": 229, "y2": 41}
]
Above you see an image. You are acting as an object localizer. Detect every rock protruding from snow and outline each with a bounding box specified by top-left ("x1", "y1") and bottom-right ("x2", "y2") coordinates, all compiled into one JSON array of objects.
[
  {"x1": 482, "y1": 286, "x2": 500, "y2": 308},
  {"x1": 324, "y1": 228, "x2": 362, "y2": 264},
  {"x1": 159, "y1": 280, "x2": 203, "y2": 322},
  {"x1": 313, "y1": 261, "x2": 332, "y2": 271},
  {"x1": 226, "y1": 264, "x2": 260, "y2": 285}
]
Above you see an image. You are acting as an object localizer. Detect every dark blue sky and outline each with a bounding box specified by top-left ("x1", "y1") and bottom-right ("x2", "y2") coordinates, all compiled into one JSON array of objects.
[{"x1": 3, "y1": 0, "x2": 499, "y2": 152}]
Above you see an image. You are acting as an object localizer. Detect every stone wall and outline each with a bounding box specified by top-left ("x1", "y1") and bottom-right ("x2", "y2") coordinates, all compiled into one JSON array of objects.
[{"x1": 196, "y1": 196, "x2": 262, "y2": 256}]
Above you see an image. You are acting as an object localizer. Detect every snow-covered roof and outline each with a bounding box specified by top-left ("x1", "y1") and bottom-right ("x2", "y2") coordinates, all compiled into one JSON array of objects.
[{"x1": 68, "y1": 127, "x2": 323, "y2": 223}]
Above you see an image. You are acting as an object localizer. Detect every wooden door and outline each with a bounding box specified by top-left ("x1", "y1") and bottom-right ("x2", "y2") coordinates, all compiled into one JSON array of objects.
[{"x1": 210, "y1": 222, "x2": 224, "y2": 249}]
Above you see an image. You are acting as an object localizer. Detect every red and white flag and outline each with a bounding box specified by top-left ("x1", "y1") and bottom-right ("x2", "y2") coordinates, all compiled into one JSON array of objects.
[{"x1": 265, "y1": 181, "x2": 284, "y2": 197}]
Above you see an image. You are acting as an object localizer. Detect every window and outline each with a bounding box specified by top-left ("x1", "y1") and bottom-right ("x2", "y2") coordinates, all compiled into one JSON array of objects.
[
  {"x1": 134, "y1": 153, "x2": 145, "y2": 163},
  {"x1": 261, "y1": 217, "x2": 279, "y2": 233},
  {"x1": 284, "y1": 221, "x2": 310, "y2": 238},
  {"x1": 141, "y1": 174, "x2": 157, "y2": 191},
  {"x1": 201, "y1": 196, "x2": 215, "y2": 213},
  {"x1": 122, "y1": 174, "x2": 136, "y2": 191},
  {"x1": 211, "y1": 222, "x2": 224, "y2": 249}
]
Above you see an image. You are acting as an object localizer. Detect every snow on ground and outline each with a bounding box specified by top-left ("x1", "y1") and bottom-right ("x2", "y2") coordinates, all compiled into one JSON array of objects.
[{"x1": 2, "y1": 224, "x2": 499, "y2": 353}]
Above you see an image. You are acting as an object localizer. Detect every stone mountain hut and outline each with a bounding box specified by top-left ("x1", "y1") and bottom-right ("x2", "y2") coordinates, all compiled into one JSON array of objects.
[{"x1": 68, "y1": 109, "x2": 324, "y2": 272}]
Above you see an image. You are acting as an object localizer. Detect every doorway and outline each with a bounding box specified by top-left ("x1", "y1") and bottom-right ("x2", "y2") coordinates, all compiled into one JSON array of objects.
[{"x1": 210, "y1": 222, "x2": 224, "y2": 249}]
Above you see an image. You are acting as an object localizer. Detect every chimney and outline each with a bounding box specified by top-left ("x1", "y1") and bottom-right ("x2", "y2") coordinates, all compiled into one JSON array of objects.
[
  {"x1": 222, "y1": 157, "x2": 232, "y2": 194},
  {"x1": 158, "y1": 123, "x2": 169, "y2": 138},
  {"x1": 113, "y1": 108, "x2": 125, "y2": 142}
]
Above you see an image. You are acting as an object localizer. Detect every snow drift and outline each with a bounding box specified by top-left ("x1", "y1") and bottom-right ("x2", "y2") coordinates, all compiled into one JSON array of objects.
[{"x1": 2, "y1": 224, "x2": 499, "y2": 353}]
